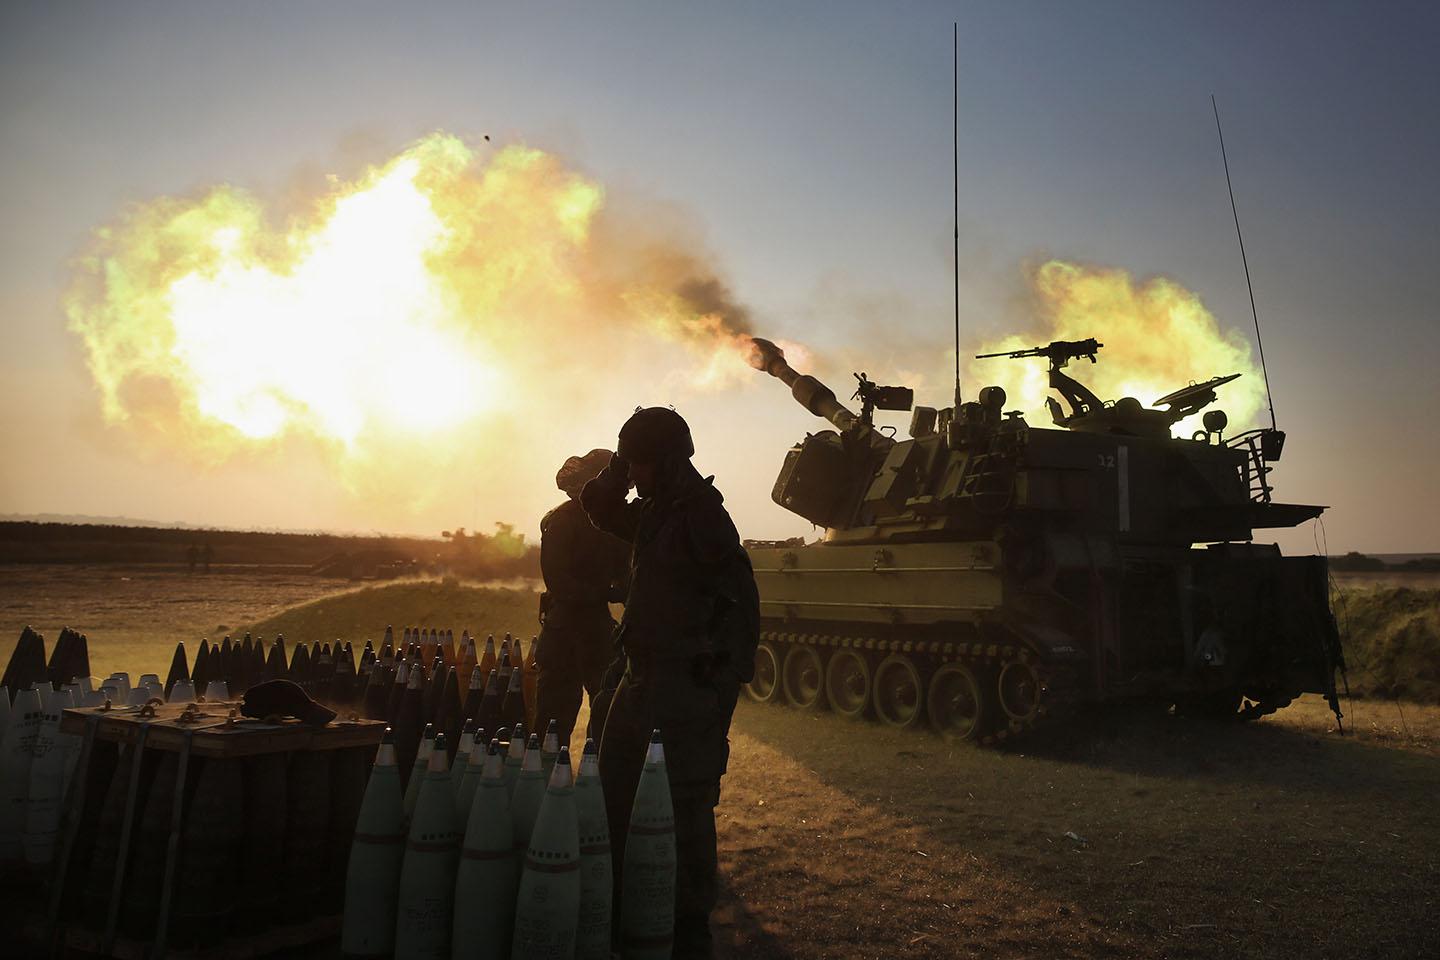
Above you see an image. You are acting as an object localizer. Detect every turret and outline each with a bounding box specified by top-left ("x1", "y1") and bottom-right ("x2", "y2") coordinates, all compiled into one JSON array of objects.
[
  {"x1": 749, "y1": 332, "x2": 1323, "y2": 545},
  {"x1": 748, "y1": 337, "x2": 914, "y2": 530}
]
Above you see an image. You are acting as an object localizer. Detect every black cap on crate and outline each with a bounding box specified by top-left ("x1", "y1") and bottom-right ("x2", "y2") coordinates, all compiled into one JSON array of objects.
[{"x1": 240, "y1": 678, "x2": 337, "y2": 727}]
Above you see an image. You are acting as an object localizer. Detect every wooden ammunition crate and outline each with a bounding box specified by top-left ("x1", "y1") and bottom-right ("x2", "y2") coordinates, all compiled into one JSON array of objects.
[
  {"x1": 58, "y1": 699, "x2": 384, "y2": 755},
  {"x1": 39, "y1": 701, "x2": 386, "y2": 959},
  {"x1": 27, "y1": 915, "x2": 340, "y2": 960}
]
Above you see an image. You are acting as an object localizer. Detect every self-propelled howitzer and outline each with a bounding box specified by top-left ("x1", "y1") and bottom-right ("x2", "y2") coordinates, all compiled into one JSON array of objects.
[{"x1": 741, "y1": 337, "x2": 1344, "y2": 742}]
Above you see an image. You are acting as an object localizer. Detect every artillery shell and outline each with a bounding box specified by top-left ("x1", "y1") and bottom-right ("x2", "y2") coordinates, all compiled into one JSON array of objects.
[
  {"x1": 510, "y1": 746, "x2": 580, "y2": 960},
  {"x1": 452, "y1": 740, "x2": 516, "y2": 960},
  {"x1": 477, "y1": 636, "x2": 497, "y2": 684},
  {"x1": 509, "y1": 734, "x2": 546, "y2": 856},
  {"x1": 2, "y1": 627, "x2": 47, "y2": 692},
  {"x1": 501, "y1": 723, "x2": 524, "y2": 799},
  {"x1": 342, "y1": 730, "x2": 405, "y2": 960},
  {"x1": 540, "y1": 719, "x2": 560, "y2": 786},
  {"x1": 164, "y1": 641, "x2": 190, "y2": 699},
  {"x1": 22, "y1": 683, "x2": 73, "y2": 867},
  {"x1": 574, "y1": 739, "x2": 612, "y2": 960},
  {"x1": 395, "y1": 734, "x2": 459, "y2": 960},
  {"x1": 452, "y1": 721, "x2": 477, "y2": 804},
  {"x1": 621, "y1": 730, "x2": 676, "y2": 960},
  {"x1": 500, "y1": 664, "x2": 526, "y2": 732},
  {"x1": 404, "y1": 724, "x2": 437, "y2": 826},
  {"x1": 0, "y1": 684, "x2": 43, "y2": 864},
  {"x1": 477, "y1": 669, "x2": 503, "y2": 736}
]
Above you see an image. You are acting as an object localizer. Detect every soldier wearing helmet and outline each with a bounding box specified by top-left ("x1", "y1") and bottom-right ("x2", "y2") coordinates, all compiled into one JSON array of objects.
[
  {"x1": 581, "y1": 406, "x2": 758, "y2": 960},
  {"x1": 533, "y1": 448, "x2": 629, "y2": 747}
]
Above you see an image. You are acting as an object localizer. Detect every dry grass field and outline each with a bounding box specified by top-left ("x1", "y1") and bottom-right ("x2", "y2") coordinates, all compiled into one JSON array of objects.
[
  {"x1": 0, "y1": 563, "x2": 340, "y2": 679},
  {"x1": 1332, "y1": 570, "x2": 1440, "y2": 591},
  {"x1": 5, "y1": 566, "x2": 1438, "y2": 958},
  {"x1": 1328, "y1": 575, "x2": 1440, "y2": 702},
  {"x1": 244, "y1": 576, "x2": 543, "y2": 651},
  {"x1": 0, "y1": 564, "x2": 542, "y2": 680}
]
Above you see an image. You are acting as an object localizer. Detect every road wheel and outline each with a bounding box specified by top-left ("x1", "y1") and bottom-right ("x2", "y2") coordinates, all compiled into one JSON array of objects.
[
  {"x1": 781, "y1": 645, "x2": 826, "y2": 710},
  {"x1": 926, "y1": 663, "x2": 991, "y2": 741},
  {"x1": 997, "y1": 659, "x2": 1043, "y2": 727},
  {"x1": 824, "y1": 650, "x2": 871, "y2": 720},
  {"x1": 872, "y1": 654, "x2": 925, "y2": 729},
  {"x1": 745, "y1": 642, "x2": 781, "y2": 704}
]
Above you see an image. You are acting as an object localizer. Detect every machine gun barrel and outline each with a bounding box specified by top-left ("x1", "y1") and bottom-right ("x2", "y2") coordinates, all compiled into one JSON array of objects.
[
  {"x1": 975, "y1": 337, "x2": 1103, "y2": 366},
  {"x1": 975, "y1": 345, "x2": 1047, "y2": 360},
  {"x1": 748, "y1": 337, "x2": 861, "y2": 433}
]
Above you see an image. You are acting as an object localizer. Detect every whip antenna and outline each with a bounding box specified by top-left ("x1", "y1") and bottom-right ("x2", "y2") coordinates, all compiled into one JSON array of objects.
[
  {"x1": 952, "y1": 22, "x2": 962, "y2": 408},
  {"x1": 1212, "y1": 94, "x2": 1276, "y2": 430}
]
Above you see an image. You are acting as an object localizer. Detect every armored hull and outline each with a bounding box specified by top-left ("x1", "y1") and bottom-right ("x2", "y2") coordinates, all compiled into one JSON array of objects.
[{"x1": 741, "y1": 338, "x2": 1344, "y2": 742}]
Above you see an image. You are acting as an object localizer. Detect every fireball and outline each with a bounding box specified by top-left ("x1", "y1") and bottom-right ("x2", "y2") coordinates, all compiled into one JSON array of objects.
[{"x1": 64, "y1": 133, "x2": 757, "y2": 500}]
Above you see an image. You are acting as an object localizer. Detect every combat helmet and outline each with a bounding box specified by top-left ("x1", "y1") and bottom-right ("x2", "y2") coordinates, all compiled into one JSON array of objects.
[{"x1": 617, "y1": 407, "x2": 693, "y2": 464}]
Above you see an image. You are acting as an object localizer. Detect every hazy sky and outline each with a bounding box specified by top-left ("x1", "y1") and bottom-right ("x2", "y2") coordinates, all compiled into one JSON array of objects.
[{"x1": 2, "y1": 0, "x2": 1437, "y2": 553}]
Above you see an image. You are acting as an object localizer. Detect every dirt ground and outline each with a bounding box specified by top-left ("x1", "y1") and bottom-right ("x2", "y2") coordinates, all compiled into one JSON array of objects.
[{"x1": 704, "y1": 697, "x2": 1439, "y2": 960}]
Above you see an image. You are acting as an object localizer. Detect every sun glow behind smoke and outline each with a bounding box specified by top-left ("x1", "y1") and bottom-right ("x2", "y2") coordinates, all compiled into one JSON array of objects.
[
  {"x1": 968, "y1": 260, "x2": 1266, "y2": 436},
  {"x1": 65, "y1": 133, "x2": 759, "y2": 508}
]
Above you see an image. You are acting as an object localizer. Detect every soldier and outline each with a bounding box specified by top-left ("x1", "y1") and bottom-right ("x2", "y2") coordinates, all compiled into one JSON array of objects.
[
  {"x1": 581, "y1": 407, "x2": 758, "y2": 960},
  {"x1": 533, "y1": 449, "x2": 629, "y2": 747}
]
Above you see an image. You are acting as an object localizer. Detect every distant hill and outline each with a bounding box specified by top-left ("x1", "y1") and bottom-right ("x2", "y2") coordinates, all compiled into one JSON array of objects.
[
  {"x1": 2, "y1": 512, "x2": 200, "y2": 529},
  {"x1": 0, "y1": 512, "x2": 375, "y2": 536},
  {"x1": 0, "y1": 519, "x2": 538, "y2": 581},
  {"x1": 1331, "y1": 551, "x2": 1440, "y2": 573}
]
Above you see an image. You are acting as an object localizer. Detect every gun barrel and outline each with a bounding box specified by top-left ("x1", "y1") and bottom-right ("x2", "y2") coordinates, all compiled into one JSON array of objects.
[
  {"x1": 975, "y1": 346, "x2": 1043, "y2": 360},
  {"x1": 748, "y1": 337, "x2": 860, "y2": 433}
]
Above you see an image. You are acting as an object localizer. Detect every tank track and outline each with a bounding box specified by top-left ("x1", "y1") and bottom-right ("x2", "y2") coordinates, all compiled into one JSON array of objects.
[{"x1": 746, "y1": 626, "x2": 1081, "y2": 745}]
